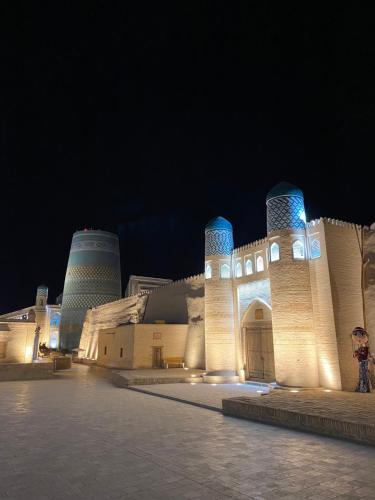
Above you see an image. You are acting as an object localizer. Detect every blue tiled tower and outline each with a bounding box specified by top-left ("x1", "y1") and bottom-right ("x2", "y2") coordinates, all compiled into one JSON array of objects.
[
  {"x1": 266, "y1": 182, "x2": 306, "y2": 234},
  {"x1": 266, "y1": 182, "x2": 319, "y2": 387},
  {"x1": 204, "y1": 217, "x2": 239, "y2": 383},
  {"x1": 59, "y1": 229, "x2": 122, "y2": 351}
]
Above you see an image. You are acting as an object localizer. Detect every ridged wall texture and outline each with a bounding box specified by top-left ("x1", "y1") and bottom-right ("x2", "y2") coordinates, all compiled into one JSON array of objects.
[
  {"x1": 204, "y1": 218, "x2": 236, "y2": 373},
  {"x1": 267, "y1": 187, "x2": 320, "y2": 387},
  {"x1": 59, "y1": 230, "x2": 121, "y2": 350}
]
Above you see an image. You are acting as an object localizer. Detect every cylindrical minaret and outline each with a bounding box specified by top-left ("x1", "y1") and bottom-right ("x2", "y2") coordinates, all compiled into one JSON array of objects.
[
  {"x1": 59, "y1": 229, "x2": 122, "y2": 351},
  {"x1": 204, "y1": 216, "x2": 239, "y2": 383},
  {"x1": 35, "y1": 284, "x2": 48, "y2": 309},
  {"x1": 267, "y1": 182, "x2": 319, "y2": 387},
  {"x1": 34, "y1": 285, "x2": 48, "y2": 347}
]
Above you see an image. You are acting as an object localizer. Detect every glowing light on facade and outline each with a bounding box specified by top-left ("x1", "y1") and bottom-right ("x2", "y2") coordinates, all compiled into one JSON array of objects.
[
  {"x1": 292, "y1": 240, "x2": 305, "y2": 259},
  {"x1": 235, "y1": 262, "x2": 243, "y2": 278},
  {"x1": 256, "y1": 255, "x2": 264, "y2": 272},
  {"x1": 245, "y1": 259, "x2": 253, "y2": 275},
  {"x1": 270, "y1": 242, "x2": 280, "y2": 262}
]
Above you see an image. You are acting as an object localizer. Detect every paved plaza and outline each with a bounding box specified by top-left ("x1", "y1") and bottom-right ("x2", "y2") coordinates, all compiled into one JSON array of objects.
[
  {"x1": 1, "y1": 365, "x2": 375, "y2": 499},
  {"x1": 129, "y1": 381, "x2": 268, "y2": 410}
]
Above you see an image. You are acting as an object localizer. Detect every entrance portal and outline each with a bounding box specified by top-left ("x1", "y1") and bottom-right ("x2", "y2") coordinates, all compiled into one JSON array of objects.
[{"x1": 242, "y1": 300, "x2": 275, "y2": 381}]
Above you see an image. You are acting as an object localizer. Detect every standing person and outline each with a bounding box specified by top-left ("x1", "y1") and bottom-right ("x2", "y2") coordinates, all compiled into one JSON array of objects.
[{"x1": 352, "y1": 326, "x2": 373, "y2": 393}]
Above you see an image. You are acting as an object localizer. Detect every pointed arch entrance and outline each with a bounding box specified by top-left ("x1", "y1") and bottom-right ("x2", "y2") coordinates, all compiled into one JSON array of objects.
[{"x1": 242, "y1": 300, "x2": 275, "y2": 381}]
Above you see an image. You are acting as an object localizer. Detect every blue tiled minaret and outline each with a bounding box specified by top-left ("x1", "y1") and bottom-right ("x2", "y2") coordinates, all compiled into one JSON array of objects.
[{"x1": 204, "y1": 217, "x2": 239, "y2": 383}]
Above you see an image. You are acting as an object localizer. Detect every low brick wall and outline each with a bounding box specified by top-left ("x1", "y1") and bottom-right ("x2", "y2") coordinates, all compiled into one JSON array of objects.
[
  {"x1": 0, "y1": 362, "x2": 54, "y2": 382},
  {"x1": 52, "y1": 357, "x2": 72, "y2": 370},
  {"x1": 223, "y1": 395, "x2": 375, "y2": 446}
]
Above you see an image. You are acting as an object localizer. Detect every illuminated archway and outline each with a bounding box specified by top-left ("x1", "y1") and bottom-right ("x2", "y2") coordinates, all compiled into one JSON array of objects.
[{"x1": 241, "y1": 299, "x2": 275, "y2": 381}]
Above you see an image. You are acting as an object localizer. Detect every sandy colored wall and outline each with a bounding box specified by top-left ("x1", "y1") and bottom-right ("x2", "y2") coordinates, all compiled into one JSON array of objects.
[
  {"x1": 184, "y1": 296, "x2": 205, "y2": 369},
  {"x1": 143, "y1": 275, "x2": 204, "y2": 324},
  {"x1": 79, "y1": 294, "x2": 148, "y2": 359},
  {"x1": 324, "y1": 220, "x2": 365, "y2": 391},
  {"x1": 97, "y1": 324, "x2": 188, "y2": 369},
  {"x1": 0, "y1": 321, "x2": 36, "y2": 363},
  {"x1": 364, "y1": 226, "x2": 375, "y2": 354},
  {"x1": 133, "y1": 324, "x2": 188, "y2": 369},
  {"x1": 205, "y1": 255, "x2": 236, "y2": 372},
  {"x1": 268, "y1": 230, "x2": 319, "y2": 388},
  {"x1": 97, "y1": 325, "x2": 135, "y2": 369},
  {"x1": 307, "y1": 221, "x2": 342, "y2": 390}
]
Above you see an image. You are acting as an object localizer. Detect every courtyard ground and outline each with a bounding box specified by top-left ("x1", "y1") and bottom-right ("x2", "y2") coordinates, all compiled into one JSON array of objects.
[
  {"x1": 128, "y1": 381, "x2": 268, "y2": 410},
  {"x1": 1, "y1": 364, "x2": 375, "y2": 499}
]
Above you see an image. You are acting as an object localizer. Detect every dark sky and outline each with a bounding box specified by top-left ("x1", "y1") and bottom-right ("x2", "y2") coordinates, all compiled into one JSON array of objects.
[{"x1": 1, "y1": 3, "x2": 374, "y2": 312}]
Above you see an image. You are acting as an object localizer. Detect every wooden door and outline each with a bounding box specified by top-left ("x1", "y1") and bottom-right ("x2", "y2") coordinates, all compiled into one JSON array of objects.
[
  {"x1": 152, "y1": 347, "x2": 162, "y2": 368},
  {"x1": 245, "y1": 324, "x2": 275, "y2": 380}
]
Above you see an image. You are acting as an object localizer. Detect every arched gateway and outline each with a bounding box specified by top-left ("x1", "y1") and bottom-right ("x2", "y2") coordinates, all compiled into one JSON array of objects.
[{"x1": 242, "y1": 300, "x2": 275, "y2": 381}]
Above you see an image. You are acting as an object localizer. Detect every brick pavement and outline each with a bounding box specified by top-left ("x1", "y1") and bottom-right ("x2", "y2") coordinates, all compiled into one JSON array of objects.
[
  {"x1": 129, "y1": 382, "x2": 268, "y2": 410},
  {"x1": 1, "y1": 364, "x2": 375, "y2": 499}
]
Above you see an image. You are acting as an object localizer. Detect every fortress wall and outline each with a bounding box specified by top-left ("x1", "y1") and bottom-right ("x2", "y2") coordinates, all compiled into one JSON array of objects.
[
  {"x1": 268, "y1": 229, "x2": 319, "y2": 388},
  {"x1": 97, "y1": 326, "x2": 135, "y2": 369},
  {"x1": 233, "y1": 238, "x2": 268, "y2": 257},
  {"x1": 307, "y1": 221, "x2": 342, "y2": 390},
  {"x1": 79, "y1": 274, "x2": 204, "y2": 361},
  {"x1": 143, "y1": 275, "x2": 204, "y2": 324},
  {"x1": 79, "y1": 295, "x2": 148, "y2": 359},
  {"x1": 364, "y1": 226, "x2": 375, "y2": 356},
  {"x1": 323, "y1": 219, "x2": 364, "y2": 391},
  {"x1": 185, "y1": 296, "x2": 205, "y2": 369},
  {"x1": 133, "y1": 324, "x2": 189, "y2": 369},
  {"x1": 205, "y1": 255, "x2": 236, "y2": 372},
  {"x1": 0, "y1": 322, "x2": 36, "y2": 363}
]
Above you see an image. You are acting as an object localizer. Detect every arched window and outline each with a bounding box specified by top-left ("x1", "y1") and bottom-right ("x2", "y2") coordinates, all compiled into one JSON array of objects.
[
  {"x1": 292, "y1": 240, "x2": 305, "y2": 259},
  {"x1": 235, "y1": 262, "x2": 242, "y2": 278},
  {"x1": 50, "y1": 314, "x2": 60, "y2": 328},
  {"x1": 245, "y1": 259, "x2": 253, "y2": 275},
  {"x1": 220, "y1": 263, "x2": 231, "y2": 279},
  {"x1": 256, "y1": 255, "x2": 264, "y2": 272},
  {"x1": 270, "y1": 242, "x2": 280, "y2": 262},
  {"x1": 310, "y1": 239, "x2": 321, "y2": 259},
  {"x1": 205, "y1": 263, "x2": 212, "y2": 279}
]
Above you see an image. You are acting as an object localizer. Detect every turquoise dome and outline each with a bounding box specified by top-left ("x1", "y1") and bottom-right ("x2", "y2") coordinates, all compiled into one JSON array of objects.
[
  {"x1": 266, "y1": 182, "x2": 303, "y2": 202},
  {"x1": 205, "y1": 216, "x2": 232, "y2": 231}
]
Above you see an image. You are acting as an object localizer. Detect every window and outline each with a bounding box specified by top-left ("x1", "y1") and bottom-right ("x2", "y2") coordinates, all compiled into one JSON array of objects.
[
  {"x1": 270, "y1": 242, "x2": 280, "y2": 262},
  {"x1": 256, "y1": 255, "x2": 264, "y2": 272},
  {"x1": 255, "y1": 308, "x2": 264, "y2": 320},
  {"x1": 245, "y1": 259, "x2": 253, "y2": 275},
  {"x1": 310, "y1": 239, "x2": 321, "y2": 259},
  {"x1": 205, "y1": 263, "x2": 212, "y2": 279},
  {"x1": 104, "y1": 346, "x2": 107, "y2": 355},
  {"x1": 292, "y1": 240, "x2": 305, "y2": 259},
  {"x1": 120, "y1": 347, "x2": 123, "y2": 358},
  {"x1": 235, "y1": 262, "x2": 242, "y2": 278},
  {"x1": 220, "y1": 263, "x2": 231, "y2": 278}
]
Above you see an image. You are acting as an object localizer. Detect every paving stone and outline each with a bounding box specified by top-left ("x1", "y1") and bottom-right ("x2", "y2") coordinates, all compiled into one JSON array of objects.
[{"x1": 0, "y1": 365, "x2": 375, "y2": 499}]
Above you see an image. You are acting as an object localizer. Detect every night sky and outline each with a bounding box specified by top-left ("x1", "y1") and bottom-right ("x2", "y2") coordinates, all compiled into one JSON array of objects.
[{"x1": 1, "y1": 4, "x2": 374, "y2": 313}]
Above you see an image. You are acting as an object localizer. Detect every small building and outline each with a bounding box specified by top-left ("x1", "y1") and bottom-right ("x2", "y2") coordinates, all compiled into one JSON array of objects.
[
  {"x1": 0, "y1": 285, "x2": 61, "y2": 356},
  {"x1": 0, "y1": 320, "x2": 36, "y2": 363},
  {"x1": 97, "y1": 324, "x2": 189, "y2": 369}
]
